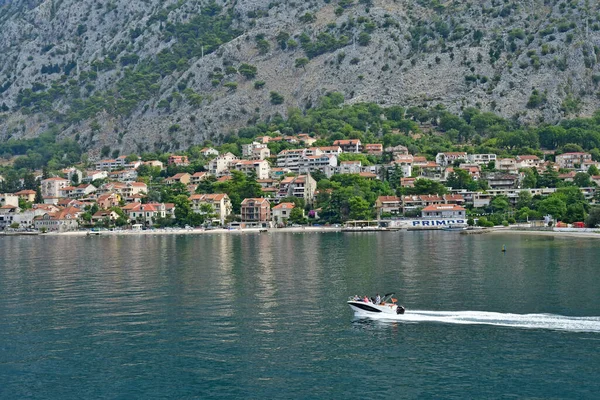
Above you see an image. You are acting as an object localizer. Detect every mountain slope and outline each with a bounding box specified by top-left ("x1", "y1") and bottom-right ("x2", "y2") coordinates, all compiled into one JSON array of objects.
[{"x1": 1, "y1": 0, "x2": 600, "y2": 155}]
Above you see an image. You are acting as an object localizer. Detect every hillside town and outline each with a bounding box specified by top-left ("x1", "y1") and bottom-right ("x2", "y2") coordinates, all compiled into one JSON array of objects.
[{"x1": 1, "y1": 133, "x2": 600, "y2": 232}]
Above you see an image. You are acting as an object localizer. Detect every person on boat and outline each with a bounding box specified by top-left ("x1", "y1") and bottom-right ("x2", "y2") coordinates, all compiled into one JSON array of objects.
[
  {"x1": 353, "y1": 295, "x2": 361, "y2": 301},
  {"x1": 375, "y1": 294, "x2": 381, "y2": 304},
  {"x1": 363, "y1": 295, "x2": 370, "y2": 303}
]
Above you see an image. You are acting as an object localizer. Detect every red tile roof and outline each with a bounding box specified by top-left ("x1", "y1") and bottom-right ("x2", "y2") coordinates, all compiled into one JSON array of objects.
[{"x1": 273, "y1": 202, "x2": 295, "y2": 210}]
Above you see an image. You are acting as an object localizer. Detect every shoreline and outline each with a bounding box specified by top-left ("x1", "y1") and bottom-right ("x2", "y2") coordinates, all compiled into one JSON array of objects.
[
  {"x1": 7, "y1": 226, "x2": 600, "y2": 239},
  {"x1": 43, "y1": 226, "x2": 343, "y2": 236},
  {"x1": 488, "y1": 228, "x2": 600, "y2": 239}
]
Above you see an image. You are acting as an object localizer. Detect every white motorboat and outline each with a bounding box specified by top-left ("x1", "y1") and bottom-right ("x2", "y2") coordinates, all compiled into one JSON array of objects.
[
  {"x1": 347, "y1": 293, "x2": 405, "y2": 317},
  {"x1": 442, "y1": 223, "x2": 468, "y2": 231}
]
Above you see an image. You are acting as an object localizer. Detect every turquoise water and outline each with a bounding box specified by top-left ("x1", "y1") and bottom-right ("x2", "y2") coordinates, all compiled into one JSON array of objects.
[{"x1": 1, "y1": 232, "x2": 599, "y2": 399}]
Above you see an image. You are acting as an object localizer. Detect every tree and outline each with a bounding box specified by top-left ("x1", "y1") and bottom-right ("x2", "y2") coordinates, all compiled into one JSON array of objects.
[
  {"x1": 538, "y1": 165, "x2": 559, "y2": 188},
  {"x1": 34, "y1": 185, "x2": 43, "y2": 203},
  {"x1": 239, "y1": 63, "x2": 257, "y2": 79},
  {"x1": 173, "y1": 194, "x2": 193, "y2": 226},
  {"x1": 573, "y1": 172, "x2": 591, "y2": 187},
  {"x1": 295, "y1": 58, "x2": 309, "y2": 69},
  {"x1": 288, "y1": 207, "x2": 306, "y2": 224},
  {"x1": 270, "y1": 91, "x2": 284, "y2": 105},
  {"x1": 521, "y1": 168, "x2": 538, "y2": 188},
  {"x1": 402, "y1": 179, "x2": 448, "y2": 195},
  {"x1": 490, "y1": 195, "x2": 510, "y2": 212},
  {"x1": 348, "y1": 196, "x2": 372, "y2": 220},
  {"x1": 538, "y1": 197, "x2": 567, "y2": 221},
  {"x1": 516, "y1": 191, "x2": 533, "y2": 209},
  {"x1": 585, "y1": 207, "x2": 600, "y2": 227},
  {"x1": 588, "y1": 164, "x2": 600, "y2": 176},
  {"x1": 446, "y1": 168, "x2": 474, "y2": 190}
]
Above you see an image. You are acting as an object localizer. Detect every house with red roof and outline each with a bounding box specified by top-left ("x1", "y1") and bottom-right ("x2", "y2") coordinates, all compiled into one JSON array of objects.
[
  {"x1": 240, "y1": 198, "x2": 271, "y2": 227},
  {"x1": 15, "y1": 189, "x2": 36, "y2": 203},
  {"x1": 122, "y1": 203, "x2": 169, "y2": 226},
  {"x1": 189, "y1": 193, "x2": 232, "y2": 225},
  {"x1": 33, "y1": 206, "x2": 82, "y2": 232},
  {"x1": 365, "y1": 143, "x2": 383, "y2": 156},
  {"x1": 272, "y1": 202, "x2": 296, "y2": 226},
  {"x1": 168, "y1": 155, "x2": 189, "y2": 166},
  {"x1": 165, "y1": 172, "x2": 191, "y2": 185},
  {"x1": 555, "y1": 152, "x2": 591, "y2": 169},
  {"x1": 375, "y1": 196, "x2": 402, "y2": 215},
  {"x1": 333, "y1": 139, "x2": 362, "y2": 153}
]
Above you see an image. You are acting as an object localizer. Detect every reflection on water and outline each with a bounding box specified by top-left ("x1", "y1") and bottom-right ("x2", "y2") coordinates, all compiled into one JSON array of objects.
[{"x1": 1, "y1": 232, "x2": 600, "y2": 399}]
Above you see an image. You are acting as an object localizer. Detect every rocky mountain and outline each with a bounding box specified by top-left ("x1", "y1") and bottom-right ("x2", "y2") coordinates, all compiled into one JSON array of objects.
[{"x1": 1, "y1": 0, "x2": 600, "y2": 155}]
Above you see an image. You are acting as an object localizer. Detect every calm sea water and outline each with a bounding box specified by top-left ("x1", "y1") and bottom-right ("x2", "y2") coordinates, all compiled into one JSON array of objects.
[{"x1": 1, "y1": 232, "x2": 599, "y2": 399}]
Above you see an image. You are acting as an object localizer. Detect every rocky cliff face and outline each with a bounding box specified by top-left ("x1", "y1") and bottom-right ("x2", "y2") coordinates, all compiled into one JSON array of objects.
[{"x1": 1, "y1": 0, "x2": 600, "y2": 155}]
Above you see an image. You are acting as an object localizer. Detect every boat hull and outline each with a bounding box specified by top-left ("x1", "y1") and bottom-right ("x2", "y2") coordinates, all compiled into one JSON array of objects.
[{"x1": 347, "y1": 301, "x2": 403, "y2": 317}]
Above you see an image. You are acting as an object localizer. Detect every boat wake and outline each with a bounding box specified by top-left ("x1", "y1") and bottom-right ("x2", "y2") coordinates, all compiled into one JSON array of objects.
[{"x1": 361, "y1": 310, "x2": 600, "y2": 332}]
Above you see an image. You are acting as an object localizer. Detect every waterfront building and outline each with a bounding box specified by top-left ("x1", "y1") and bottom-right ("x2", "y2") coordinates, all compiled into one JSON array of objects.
[
  {"x1": 33, "y1": 207, "x2": 81, "y2": 232},
  {"x1": 272, "y1": 202, "x2": 295, "y2": 226},
  {"x1": 122, "y1": 203, "x2": 168, "y2": 226},
  {"x1": 91, "y1": 210, "x2": 120, "y2": 223},
  {"x1": 276, "y1": 175, "x2": 317, "y2": 204},
  {"x1": 421, "y1": 204, "x2": 466, "y2": 219},
  {"x1": 375, "y1": 196, "x2": 402, "y2": 215},
  {"x1": 240, "y1": 198, "x2": 271, "y2": 227},
  {"x1": 189, "y1": 193, "x2": 232, "y2": 225}
]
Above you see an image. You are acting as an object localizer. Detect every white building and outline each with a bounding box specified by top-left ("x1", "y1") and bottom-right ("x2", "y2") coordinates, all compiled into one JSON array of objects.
[
  {"x1": 84, "y1": 170, "x2": 109, "y2": 183},
  {"x1": 436, "y1": 152, "x2": 468, "y2": 167},
  {"x1": 339, "y1": 161, "x2": 362, "y2": 174},
  {"x1": 189, "y1": 193, "x2": 232, "y2": 225},
  {"x1": 555, "y1": 152, "x2": 592, "y2": 169},
  {"x1": 421, "y1": 204, "x2": 466, "y2": 219},
  {"x1": 515, "y1": 155, "x2": 541, "y2": 169},
  {"x1": 41, "y1": 177, "x2": 69, "y2": 198},
  {"x1": 232, "y1": 160, "x2": 270, "y2": 180},
  {"x1": 200, "y1": 147, "x2": 219, "y2": 157},
  {"x1": 467, "y1": 154, "x2": 496, "y2": 165},
  {"x1": 0, "y1": 193, "x2": 19, "y2": 208},
  {"x1": 208, "y1": 152, "x2": 238, "y2": 176}
]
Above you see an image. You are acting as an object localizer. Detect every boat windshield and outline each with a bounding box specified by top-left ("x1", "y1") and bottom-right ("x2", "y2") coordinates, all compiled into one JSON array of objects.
[{"x1": 381, "y1": 293, "x2": 397, "y2": 304}]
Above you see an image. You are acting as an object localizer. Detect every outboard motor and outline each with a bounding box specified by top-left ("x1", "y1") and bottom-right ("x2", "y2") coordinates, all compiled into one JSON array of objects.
[{"x1": 396, "y1": 305, "x2": 406, "y2": 315}]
